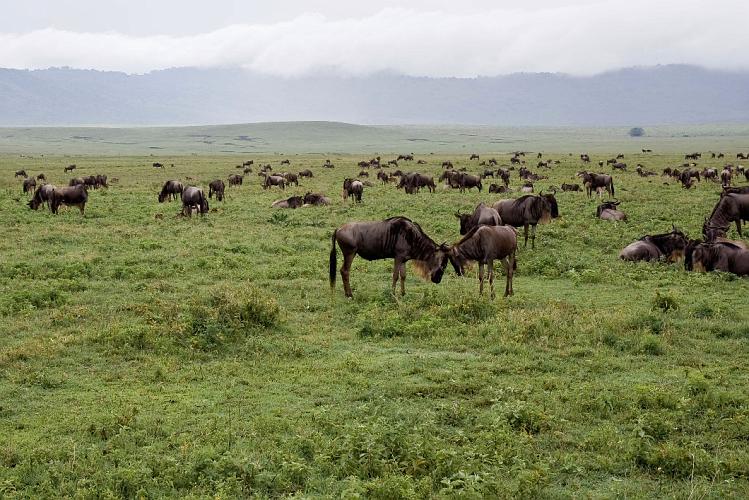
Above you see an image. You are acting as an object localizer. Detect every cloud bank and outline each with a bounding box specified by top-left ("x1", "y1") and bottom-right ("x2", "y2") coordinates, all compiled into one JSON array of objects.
[{"x1": 1, "y1": 0, "x2": 747, "y2": 77}]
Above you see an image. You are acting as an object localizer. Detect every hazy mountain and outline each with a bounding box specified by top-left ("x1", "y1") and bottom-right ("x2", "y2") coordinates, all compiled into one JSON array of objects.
[{"x1": 1, "y1": 65, "x2": 747, "y2": 126}]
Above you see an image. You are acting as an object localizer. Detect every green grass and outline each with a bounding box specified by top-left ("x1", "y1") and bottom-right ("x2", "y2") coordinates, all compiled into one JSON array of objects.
[{"x1": 1, "y1": 145, "x2": 749, "y2": 498}]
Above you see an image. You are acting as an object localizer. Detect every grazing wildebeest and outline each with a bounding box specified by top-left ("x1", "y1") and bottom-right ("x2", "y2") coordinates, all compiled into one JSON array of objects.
[
  {"x1": 561, "y1": 183, "x2": 581, "y2": 192},
  {"x1": 701, "y1": 168, "x2": 717, "y2": 182},
  {"x1": 377, "y1": 171, "x2": 393, "y2": 184},
  {"x1": 343, "y1": 178, "x2": 364, "y2": 202},
  {"x1": 69, "y1": 177, "x2": 85, "y2": 187},
  {"x1": 482, "y1": 169, "x2": 495, "y2": 178},
  {"x1": 701, "y1": 219, "x2": 749, "y2": 249},
  {"x1": 83, "y1": 175, "x2": 98, "y2": 189},
  {"x1": 685, "y1": 152, "x2": 701, "y2": 160},
  {"x1": 596, "y1": 200, "x2": 627, "y2": 221},
  {"x1": 50, "y1": 184, "x2": 88, "y2": 215},
  {"x1": 636, "y1": 166, "x2": 656, "y2": 177},
  {"x1": 22, "y1": 177, "x2": 36, "y2": 193},
  {"x1": 303, "y1": 192, "x2": 331, "y2": 206},
  {"x1": 399, "y1": 172, "x2": 436, "y2": 194},
  {"x1": 706, "y1": 192, "x2": 749, "y2": 237},
  {"x1": 497, "y1": 168, "x2": 510, "y2": 187},
  {"x1": 388, "y1": 160, "x2": 398, "y2": 167},
  {"x1": 686, "y1": 241, "x2": 749, "y2": 275},
  {"x1": 718, "y1": 153, "x2": 724, "y2": 158},
  {"x1": 492, "y1": 194, "x2": 557, "y2": 248},
  {"x1": 441, "y1": 161, "x2": 453, "y2": 169},
  {"x1": 228, "y1": 174, "x2": 243, "y2": 186},
  {"x1": 329, "y1": 217, "x2": 451, "y2": 297},
  {"x1": 721, "y1": 168, "x2": 733, "y2": 187},
  {"x1": 15, "y1": 169, "x2": 27, "y2": 178},
  {"x1": 455, "y1": 202, "x2": 502, "y2": 235},
  {"x1": 470, "y1": 154, "x2": 480, "y2": 160},
  {"x1": 263, "y1": 175, "x2": 286, "y2": 190},
  {"x1": 272, "y1": 196, "x2": 304, "y2": 209},
  {"x1": 449, "y1": 225, "x2": 517, "y2": 298},
  {"x1": 488, "y1": 184, "x2": 509, "y2": 194},
  {"x1": 299, "y1": 169, "x2": 314, "y2": 178},
  {"x1": 158, "y1": 180, "x2": 184, "y2": 202},
  {"x1": 520, "y1": 182, "x2": 534, "y2": 193},
  {"x1": 358, "y1": 170, "x2": 369, "y2": 178},
  {"x1": 181, "y1": 186, "x2": 209, "y2": 216},
  {"x1": 578, "y1": 171, "x2": 615, "y2": 198},
  {"x1": 459, "y1": 174, "x2": 482, "y2": 193},
  {"x1": 208, "y1": 179, "x2": 225, "y2": 201},
  {"x1": 642, "y1": 149, "x2": 653, "y2": 153},
  {"x1": 619, "y1": 227, "x2": 688, "y2": 262},
  {"x1": 243, "y1": 160, "x2": 254, "y2": 167},
  {"x1": 64, "y1": 165, "x2": 76, "y2": 173},
  {"x1": 95, "y1": 174, "x2": 108, "y2": 188},
  {"x1": 28, "y1": 184, "x2": 56, "y2": 210},
  {"x1": 488, "y1": 158, "x2": 498, "y2": 166},
  {"x1": 243, "y1": 167, "x2": 253, "y2": 174},
  {"x1": 152, "y1": 162, "x2": 164, "y2": 168},
  {"x1": 282, "y1": 172, "x2": 299, "y2": 186},
  {"x1": 280, "y1": 159, "x2": 290, "y2": 165},
  {"x1": 357, "y1": 160, "x2": 370, "y2": 169}
]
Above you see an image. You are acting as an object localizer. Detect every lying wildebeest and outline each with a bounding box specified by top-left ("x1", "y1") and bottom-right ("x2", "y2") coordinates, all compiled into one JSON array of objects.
[
  {"x1": 449, "y1": 225, "x2": 517, "y2": 298},
  {"x1": 470, "y1": 154, "x2": 480, "y2": 160},
  {"x1": 208, "y1": 179, "x2": 225, "y2": 201},
  {"x1": 619, "y1": 227, "x2": 687, "y2": 262},
  {"x1": 705, "y1": 192, "x2": 749, "y2": 237},
  {"x1": 596, "y1": 200, "x2": 627, "y2": 221},
  {"x1": 50, "y1": 184, "x2": 88, "y2": 215},
  {"x1": 723, "y1": 186, "x2": 749, "y2": 195},
  {"x1": 636, "y1": 166, "x2": 656, "y2": 177},
  {"x1": 737, "y1": 153, "x2": 748, "y2": 160},
  {"x1": 15, "y1": 169, "x2": 27, "y2": 178},
  {"x1": 482, "y1": 169, "x2": 495, "y2": 178},
  {"x1": 455, "y1": 202, "x2": 502, "y2": 235},
  {"x1": 22, "y1": 177, "x2": 36, "y2": 193},
  {"x1": 612, "y1": 162, "x2": 627, "y2": 171},
  {"x1": 181, "y1": 186, "x2": 209, "y2": 216},
  {"x1": 228, "y1": 174, "x2": 243, "y2": 186},
  {"x1": 263, "y1": 175, "x2": 286, "y2": 190},
  {"x1": 561, "y1": 183, "x2": 581, "y2": 192},
  {"x1": 578, "y1": 171, "x2": 615, "y2": 198},
  {"x1": 69, "y1": 177, "x2": 85, "y2": 187},
  {"x1": 272, "y1": 196, "x2": 304, "y2": 209},
  {"x1": 64, "y1": 165, "x2": 76, "y2": 173},
  {"x1": 493, "y1": 193, "x2": 557, "y2": 248},
  {"x1": 343, "y1": 178, "x2": 364, "y2": 202},
  {"x1": 642, "y1": 149, "x2": 653, "y2": 153},
  {"x1": 152, "y1": 162, "x2": 164, "y2": 168},
  {"x1": 298, "y1": 169, "x2": 314, "y2": 178},
  {"x1": 488, "y1": 184, "x2": 509, "y2": 194},
  {"x1": 28, "y1": 184, "x2": 56, "y2": 210},
  {"x1": 280, "y1": 159, "x2": 290, "y2": 165},
  {"x1": 329, "y1": 216, "x2": 452, "y2": 297},
  {"x1": 303, "y1": 192, "x2": 331, "y2": 206},
  {"x1": 685, "y1": 241, "x2": 749, "y2": 275},
  {"x1": 417, "y1": 160, "x2": 427, "y2": 164},
  {"x1": 158, "y1": 180, "x2": 184, "y2": 202}
]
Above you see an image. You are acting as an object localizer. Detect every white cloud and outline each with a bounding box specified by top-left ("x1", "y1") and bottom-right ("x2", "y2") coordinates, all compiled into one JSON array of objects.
[{"x1": 0, "y1": 0, "x2": 746, "y2": 76}]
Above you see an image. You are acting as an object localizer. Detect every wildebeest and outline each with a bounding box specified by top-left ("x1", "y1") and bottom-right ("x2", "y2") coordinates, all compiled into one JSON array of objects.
[
  {"x1": 488, "y1": 184, "x2": 509, "y2": 194},
  {"x1": 470, "y1": 154, "x2": 480, "y2": 160},
  {"x1": 158, "y1": 180, "x2": 184, "y2": 202},
  {"x1": 263, "y1": 175, "x2": 286, "y2": 190},
  {"x1": 685, "y1": 241, "x2": 749, "y2": 275},
  {"x1": 492, "y1": 194, "x2": 557, "y2": 248},
  {"x1": 458, "y1": 173, "x2": 482, "y2": 193},
  {"x1": 416, "y1": 160, "x2": 427, "y2": 165},
  {"x1": 28, "y1": 184, "x2": 56, "y2": 210},
  {"x1": 455, "y1": 202, "x2": 502, "y2": 235},
  {"x1": 243, "y1": 160, "x2": 254, "y2": 167},
  {"x1": 15, "y1": 169, "x2": 27, "y2": 178},
  {"x1": 612, "y1": 162, "x2": 627, "y2": 171},
  {"x1": 22, "y1": 177, "x2": 36, "y2": 193},
  {"x1": 95, "y1": 174, "x2": 108, "y2": 188},
  {"x1": 561, "y1": 183, "x2": 581, "y2": 192},
  {"x1": 280, "y1": 159, "x2": 290, "y2": 165},
  {"x1": 481, "y1": 169, "x2": 495, "y2": 178},
  {"x1": 282, "y1": 172, "x2": 299, "y2": 186},
  {"x1": 69, "y1": 177, "x2": 85, "y2": 187},
  {"x1": 706, "y1": 192, "x2": 749, "y2": 237},
  {"x1": 303, "y1": 192, "x2": 331, "y2": 206},
  {"x1": 441, "y1": 161, "x2": 453, "y2": 169},
  {"x1": 642, "y1": 149, "x2": 653, "y2": 153},
  {"x1": 398, "y1": 172, "x2": 436, "y2": 194},
  {"x1": 243, "y1": 167, "x2": 253, "y2": 174},
  {"x1": 497, "y1": 168, "x2": 510, "y2": 186},
  {"x1": 208, "y1": 179, "x2": 225, "y2": 201},
  {"x1": 449, "y1": 225, "x2": 517, "y2": 298},
  {"x1": 299, "y1": 169, "x2": 314, "y2": 178},
  {"x1": 701, "y1": 219, "x2": 749, "y2": 249},
  {"x1": 329, "y1": 217, "x2": 451, "y2": 297},
  {"x1": 50, "y1": 184, "x2": 88, "y2": 215},
  {"x1": 343, "y1": 178, "x2": 363, "y2": 202},
  {"x1": 152, "y1": 162, "x2": 164, "y2": 168},
  {"x1": 580, "y1": 153, "x2": 591, "y2": 163},
  {"x1": 596, "y1": 200, "x2": 627, "y2": 221},
  {"x1": 377, "y1": 171, "x2": 394, "y2": 184},
  {"x1": 228, "y1": 174, "x2": 243, "y2": 186},
  {"x1": 577, "y1": 171, "x2": 615, "y2": 198},
  {"x1": 721, "y1": 168, "x2": 733, "y2": 187},
  {"x1": 636, "y1": 166, "x2": 656, "y2": 177},
  {"x1": 685, "y1": 152, "x2": 701, "y2": 160},
  {"x1": 738, "y1": 153, "x2": 748, "y2": 160},
  {"x1": 619, "y1": 227, "x2": 687, "y2": 262},
  {"x1": 271, "y1": 196, "x2": 304, "y2": 209},
  {"x1": 64, "y1": 165, "x2": 76, "y2": 173},
  {"x1": 181, "y1": 186, "x2": 209, "y2": 216},
  {"x1": 358, "y1": 170, "x2": 369, "y2": 178},
  {"x1": 520, "y1": 182, "x2": 534, "y2": 193}
]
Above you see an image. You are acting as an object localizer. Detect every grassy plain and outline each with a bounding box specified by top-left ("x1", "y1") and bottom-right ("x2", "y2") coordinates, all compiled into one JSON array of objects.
[{"x1": 1, "y1": 129, "x2": 749, "y2": 497}]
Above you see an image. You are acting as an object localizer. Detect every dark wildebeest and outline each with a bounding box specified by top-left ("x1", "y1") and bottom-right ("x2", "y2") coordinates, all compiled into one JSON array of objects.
[
  {"x1": 28, "y1": 184, "x2": 56, "y2": 210},
  {"x1": 50, "y1": 185, "x2": 88, "y2": 215},
  {"x1": 399, "y1": 172, "x2": 436, "y2": 194},
  {"x1": 470, "y1": 154, "x2": 480, "y2": 160},
  {"x1": 685, "y1": 152, "x2": 701, "y2": 160},
  {"x1": 493, "y1": 194, "x2": 557, "y2": 248},
  {"x1": 636, "y1": 166, "x2": 656, "y2": 177},
  {"x1": 721, "y1": 168, "x2": 733, "y2": 187},
  {"x1": 152, "y1": 162, "x2": 164, "y2": 168},
  {"x1": 282, "y1": 172, "x2": 299, "y2": 186},
  {"x1": 619, "y1": 227, "x2": 688, "y2": 262},
  {"x1": 459, "y1": 174, "x2": 482, "y2": 193},
  {"x1": 388, "y1": 160, "x2": 398, "y2": 167},
  {"x1": 612, "y1": 162, "x2": 627, "y2": 171},
  {"x1": 158, "y1": 180, "x2": 184, "y2": 202},
  {"x1": 228, "y1": 174, "x2": 243, "y2": 186},
  {"x1": 561, "y1": 183, "x2": 581, "y2": 192},
  {"x1": 737, "y1": 153, "x2": 747, "y2": 160},
  {"x1": 577, "y1": 171, "x2": 615, "y2": 198},
  {"x1": 377, "y1": 171, "x2": 393, "y2": 184},
  {"x1": 95, "y1": 174, "x2": 108, "y2": 188},
  {"x1": 303, "y1": 192, "x2": 331, "y2": 206},
  {"x1": 441, "y1": 161, "x2": 453, "y2": 169},
  {"x1": 481, "y1": 169, "x2": 495, "y2": 178},
  {"x1": 686, "y1": 241, "x2": 749, "y2": 275},
  {"x1": 488, "y1": 184, "x2": 509, "y2": 194},
  {"x1": 15, "y1": 169, "x2": 27, "y2": 178},
  {"x1": 455, "y1": 202, "x2": 502, "y2": 235},
  {"x1": 69, "y1": 177, "x2": 85, "y2": 187},
  {"x1": 596, "y1": 200, "x2": 627, "y2": 221},
  {"x1": 616, "y1": 153, "x2": 625, "y2": 159},
  {"x1": 299, "y1": 169, "x2": 314, "y2": 178},
  {"x1": 181, "y1": 186, "x2": 209, "y2": 216},
  {"x1": 243, "y1": 167, "x2": 253, "y2": 174},
  {"x1": 272, "y1": 196, "x2": 304, "y2": 209},
  {"x1": 22, "y1": 177, "x2": 36, "y2": 193},
  {"x1": 84, "y1": 175, "x2": 98, "y2": 189},
  {"x1": 263, "y1": 175, "x2": 286, "y2": 190},
  {"x1": 701, "y1": 168, "x2": 718, "y2": 182},
  {"x1": 64, "y1": 165, "x2": 76, "y2": 173},
  {"x1": 439, "y1": 170, "x2": 462, "y2": 189},
  {"x1": 343, "y1": 178, "x2": 364, "y2": 202},
  {"x1": 329, "y1": 216, "x2": 452, "y2": 297},
  {"x1": 642, "y1": 149, "x2": 653, "y2": 153},
  {"x1": 706, "y1": 192, "x2": 749, "y2": 237},
  {"x1": 497, "y1": 168, "x2": 510, "y2": 187},
  {"x1": 37, "y1": 173, "x2": 46, "y2": 181},
  {"x1": 701, "y1": 219, "x2": 749, "y2": 250},
  {"x1": 243, "y1": 160, "x2": 254, "y2": 167},
  {"x1": 208, "y1": 179, "x2": 225, "y2": 201},
  {"x1": 357, "y1": 160, "x2": 370, "y2": 169},
  {"x1": 520, "y1": 181, "x2": 534, "y2": 193},
  {"x1": 280, "y1": 159, "x2": 290, "y2": 165},
  {"x1": 449, "y1": 225, "x2": 518, "y2": 298},
  {"x1": 358, "y1": 170, "x2": 369, "y2": 178}
]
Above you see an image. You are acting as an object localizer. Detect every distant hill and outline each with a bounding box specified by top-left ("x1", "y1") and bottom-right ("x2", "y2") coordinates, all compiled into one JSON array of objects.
[{"x1": 1, "y1": 65, "x2": 748, "y2": 126}]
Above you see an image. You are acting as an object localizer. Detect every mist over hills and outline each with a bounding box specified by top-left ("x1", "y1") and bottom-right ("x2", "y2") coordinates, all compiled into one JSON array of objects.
[{"x1": 1, "y1": 65, "x2": 747, "y2": 127}]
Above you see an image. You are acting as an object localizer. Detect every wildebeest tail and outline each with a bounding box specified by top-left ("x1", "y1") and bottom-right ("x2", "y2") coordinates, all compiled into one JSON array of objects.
[
  {"x1": 329, "y1": 230, "x2": 337, "y2": 288},
  {"x1": 610, "y1": 179, "x2": 615, "y2": 197}
]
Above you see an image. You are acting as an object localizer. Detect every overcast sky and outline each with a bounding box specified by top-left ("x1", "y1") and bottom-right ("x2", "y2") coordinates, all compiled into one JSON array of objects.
[{"x1": 0, "y1": 0, "x2": 746, "y2": 76}]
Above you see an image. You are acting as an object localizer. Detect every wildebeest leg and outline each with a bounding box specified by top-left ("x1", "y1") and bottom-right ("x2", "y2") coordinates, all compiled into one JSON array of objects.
[
  {"x1": 488, "y1": 259, "x2": 495, "y2": 299},
  {"x1": 504, "y1": 253, "x2": 514, "y2": 297},
  {"x1": 399, "y1": 261, "x2": 407, "y2": 296},
  {"x1": 737, "y1": 220, "x2": 743, "y2": 237},
  {"x1": 341, "y1": 251, "x2": 356, "y2": 298},
  {"x1": 391, "y1": 260, "x2": 400, "y2": 295},
  {"x1": 523, "y1": 224, "x2": 529, "y2": 248},
  {"x1": 531, "y1": 224, "x2": 537, "y2": 249},
  {"x1": 79, "y1": 203, "x2": 85, "y2": 215},
  {"x1": 478, "y1": 262, "x2": 485, "y2": 295}
]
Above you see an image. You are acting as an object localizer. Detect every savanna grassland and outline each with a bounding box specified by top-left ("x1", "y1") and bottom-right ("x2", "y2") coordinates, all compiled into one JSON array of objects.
[{"x1": 1, "y1": 136, "x2": 749, "y2": 497}]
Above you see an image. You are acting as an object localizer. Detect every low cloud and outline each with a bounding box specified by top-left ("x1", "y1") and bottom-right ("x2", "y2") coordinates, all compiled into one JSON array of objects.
[{"x1": 1, "y1": 1, "x2": 747, "y2": 76}]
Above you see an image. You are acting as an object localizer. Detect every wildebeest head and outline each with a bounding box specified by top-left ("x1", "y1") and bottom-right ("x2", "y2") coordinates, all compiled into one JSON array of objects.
[
  {"x1": 455, "y1": 212, "x2": 472, "y2": 235},
  {"x1": 648, "y1": 226, "x2": 688, "y2": 262},
  {"x1": 539, "y1": 192, "x2": 559, "y2": 218},
  {"x1": 412, "y1": 243, "x2": 451, "y2": 283}
]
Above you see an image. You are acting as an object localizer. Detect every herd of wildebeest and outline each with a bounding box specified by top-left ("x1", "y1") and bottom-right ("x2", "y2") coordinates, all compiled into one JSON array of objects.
[{"x1": 13, "y1": 149, "x2": 749, "y2": 299}]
